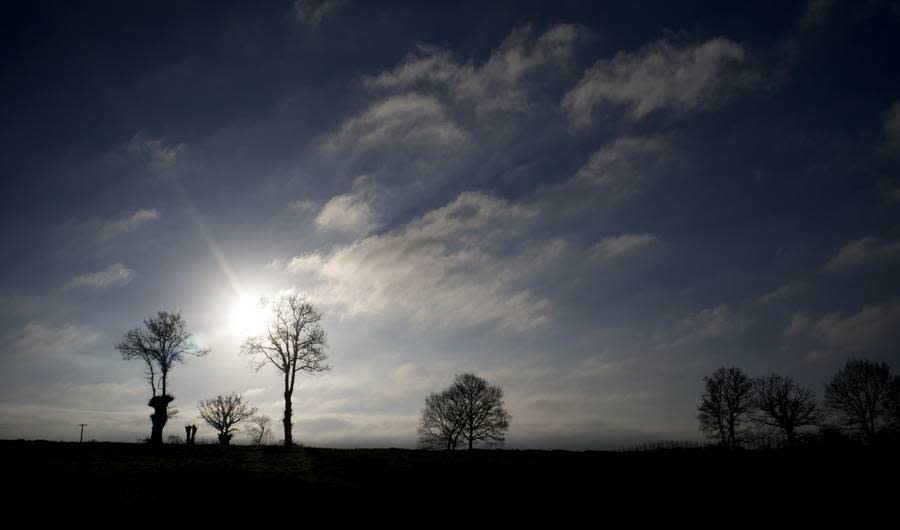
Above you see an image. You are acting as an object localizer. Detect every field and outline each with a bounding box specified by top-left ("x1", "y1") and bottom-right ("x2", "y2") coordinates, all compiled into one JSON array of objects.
[{"x1": 3, "y1": 439, "x2": 898, "y2": 514}]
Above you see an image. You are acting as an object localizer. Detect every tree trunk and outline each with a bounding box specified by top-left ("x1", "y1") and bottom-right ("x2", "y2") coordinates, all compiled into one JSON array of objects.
[
  {"x1": 283, "y1": 391, "x2": 293, "y2": 447},
  {"x1": 148, "y1": 395, "x2": 174, "y2": 445}
]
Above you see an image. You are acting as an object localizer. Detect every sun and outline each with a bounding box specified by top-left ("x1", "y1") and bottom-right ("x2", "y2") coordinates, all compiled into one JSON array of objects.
[{"x1": 228, "y1": 294, "x2": 268, "y2": 338}]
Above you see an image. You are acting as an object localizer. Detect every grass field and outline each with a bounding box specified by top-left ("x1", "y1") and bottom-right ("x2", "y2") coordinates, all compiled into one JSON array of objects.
[{"x1": 3, "y1": 439, "x2": 897, "y2": 512}]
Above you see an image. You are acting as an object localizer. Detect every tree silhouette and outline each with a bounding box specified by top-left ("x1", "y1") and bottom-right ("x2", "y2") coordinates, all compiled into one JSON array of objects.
[
  {"x1": 418, "y1": 388, "x2": 466, "y2": 450},
  {"x1": 419, "y1": 373, "x2": 511, "y2": 450},
  {"x1": 698, "y1": 367, "x2": 754, "y2": 449},
  {"x1": 752, "y1": 374, "x2": 818, "y2": 447},
  {"x1": 455, "y1": 374, "x2": 511, "y2": 449},
  {"x1": 115, "y1": 311, "x2": 208, "y2": 445},
  {"x1": 198, "y1": 392, "x2": 257, "y2": 445},
  {"x1": 824, "y1": 359, "x2": 894, "y2": 444},
  {"x1": 246, "y1": 414, "x2": 273, "y2": 445},
  {"x1": 241, "y1": 294, "x2": 329, "y2": 447}
]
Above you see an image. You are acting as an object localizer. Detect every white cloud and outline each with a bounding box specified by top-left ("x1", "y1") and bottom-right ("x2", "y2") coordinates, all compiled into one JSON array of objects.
[
  {"x1": 322, "y1": 93, "x2": 467, "y2": 155},
  {"x1": 790, "y1": 303, "x2": 900, "y2": 354},
  {"x1": 825, "y1": 235, "x2": 900, "y2": 271},
  {"x1": 591, "y1": 233, "x2": 658, "y2": 263},
  {"x1": 672, "y1": 304, "x2": 743, "y2": 346},
  {"x1": 563, "y1": 37, "x2": 746, "y2": 127},
  {"x1": 120, "y1": 132, "x2": 185, "y2": 176},
  {"x1": 293, "y1": 0, "x2": 344, "y2": 29},
  {"x1": 315, "y1": 176, "x2": 378, "y2": 236},
  {"x1": 568, "y1": 136, "x2": 668, "y2": 196},
  {"x1": 286, "y1": 253, "x2": 324, "y2": 274},
  {"x1": 99, "y1": 209, "x2": 159, "y2": 240},
  {"x1": 365, "y1": 24, "x2": 585, "y2": 114},
  {"x1": 63, "y1": 263, "x2": 135, "y2": 290},
  {"x1": 884, "y1": 100, "x2": 900, "y2": 155},
  {"x1": 753, "y1": 283, "x2": 802, "y2": 305},
  {"x1": 285, "y1": 191, "x2": 557, "y2": 331},
  {"x1": 11, "y1": 322, "x2": 101, "y2": 361}
]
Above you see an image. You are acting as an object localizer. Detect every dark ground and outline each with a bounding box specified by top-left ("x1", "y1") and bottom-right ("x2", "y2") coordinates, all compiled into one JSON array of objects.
[{"x1": 2, "y1": 440, "x2": 897, "y2": 517}]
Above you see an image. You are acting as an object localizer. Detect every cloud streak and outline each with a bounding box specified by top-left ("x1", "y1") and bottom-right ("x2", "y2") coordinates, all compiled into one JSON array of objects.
[
  {"x1": 63, "y1": 264, "x2": 135, "y2": 291},
  {"x1": 563, "y1": 37, "x2": 747, "y2": 127}
]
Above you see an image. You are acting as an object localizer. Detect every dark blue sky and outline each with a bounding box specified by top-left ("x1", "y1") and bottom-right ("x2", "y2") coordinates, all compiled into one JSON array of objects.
[{"x1": 1, "y1": 0, "x2": 899, "y2": 447}]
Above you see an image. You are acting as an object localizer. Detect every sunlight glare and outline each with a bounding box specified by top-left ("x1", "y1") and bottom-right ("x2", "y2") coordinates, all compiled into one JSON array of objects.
[{"x1": 228, "y1": 294, "x2": 268, "y2": 338}]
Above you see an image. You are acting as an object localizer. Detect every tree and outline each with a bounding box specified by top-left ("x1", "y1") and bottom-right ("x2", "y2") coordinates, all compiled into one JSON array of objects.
[
  {"x1": 752, "y1": 374, "x2": 818, "y2": 447},
  {"x1": 698, "y1": 367, "x2": 754, "y2": 449},
  {"x1": 453, "y1": 373, "x2": 510, "y2": 449},
  {"x1": 418, "y1": 388, "x2": 466, "y2": 450},
  {"x1": 115, "y1": 311, "x2": 209, "y2": 445},
  {"x1": 824, "y1": 359, "x2": 893, "y2": 444},
  {"x1": 198, "y1": 392, "x2": 257, "y2": 445},
  {"x1": 246, "y1": 414, "x2": 273, "y2": 445},
  {"x1": 888, "y1": 376, "x2": 900, "y2": 431},
  {"x1": 241, "y1": 294, "x2": 329, "y2": 447}
]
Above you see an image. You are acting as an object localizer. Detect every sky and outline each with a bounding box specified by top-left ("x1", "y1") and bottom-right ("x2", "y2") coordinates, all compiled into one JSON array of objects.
[{"x1": 1, "y1": 0, "x2": 899, "y2": 448}]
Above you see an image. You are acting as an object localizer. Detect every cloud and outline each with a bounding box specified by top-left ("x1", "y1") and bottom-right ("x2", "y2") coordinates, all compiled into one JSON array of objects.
[
  {"x1": 591, "y1": 233, "x2": 658, "y2": 263},
  {"x1": 99, "y1": 209, "x2": 159, "y2": 240},
  {"x1": 365, "y1": 24, "x2": 584, "y2": 114},
  {"x1": 285, "y1": 191, "x2": 558, "y2": 330},
  {"x1": 563, "y1": 37, "x2": 746, "y2": 127},
  {"x1": 63, "y1": 263, "x2": 135, "y2": 291},
  {"x1": 566, "y1": 136, "x2": 668, "y2": 199},
  {"x1": 119, "y1": 132, "x2": 184, "y2": 177},
  {"x1": 322, "y1": 93, "x2": 467, "y2": 155},
  {"x1": 671, "y1": 304, "x2": 744, "y2": 346},
  {"x1": 824, "y1": 235, "x2": 900, "y2": 271},
  {"x1": 884, "y1": 100, "x2": 900, "y2": 155},
  {"x1": 293, "y1": 0, "x2": 345, "y2": 29},
  {"x1": 315, "y1": 176, "x2": 378, "y2": 236},
  {"x1": 10, "y1": 322, "x2": 101, "y2": 361},
  {"x1": 790, "y1": 303, "x2": 900, "y2": 355},
  {"x1": 753, "y1": 283, "x2": 802, "y2": 305}
]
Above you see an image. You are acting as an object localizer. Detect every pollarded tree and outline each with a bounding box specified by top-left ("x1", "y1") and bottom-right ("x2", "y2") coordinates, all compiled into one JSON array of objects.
[
  {"x1": 752, "y1": 374, "x2": 818, "y2": 447},
  {"x1": 698, "y1": 367, "x2": 754, "y2": 449},
  {"x1": 453, "y1": 373, "x2": 511, "y2": 450},
  {"x1": 115, "y1": 311, "x2": 209, "y2": 445},
  {"x1": 241, "y1": 294, "x2": 330, "y2": 447},
  {"x1": 198, "y1": 392, "x2": 257, "y2": 445},
  {"x1": 417, "y1": 388, "x2": 466, "y2": 450},
  {"x1": 824, "y1": 359, "x2": 893, "y2": 444}
]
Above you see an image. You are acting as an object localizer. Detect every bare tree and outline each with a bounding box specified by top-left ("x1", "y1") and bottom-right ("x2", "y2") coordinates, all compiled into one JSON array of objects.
[
  {"x1": 698, "y1": 367, "x2": 754, "y2": 449},
  {"x1": 241, "y1": 295, "x2": 330, "y2": 447},
  {"x1": 752, "y1": 374, "x2": 818, "y2": 447},
  {"x1": 889, "y1": 376, "x2": 900, "y2": 430},
  {"x1": 246, "y1": 414, "x2": 273, "y2": 445},
  {"x1": 824, "y1": 359, "x2": 893, "y2": 444},
  {"x1": 115, "y1": 311, "x2": 209, "y2": 445},
  {"x1": 198, "y1": 392, "x2": 257, "y2": 445},
  {"x1": 418, "y1": 388, "x2": 466, "y2": 450},
  {"x1": 452, "y1": 373, "x2": 511, "y2": 450}
]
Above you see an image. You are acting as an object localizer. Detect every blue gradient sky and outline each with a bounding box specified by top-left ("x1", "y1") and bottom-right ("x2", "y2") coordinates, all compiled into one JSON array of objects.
[{"x1": 1, "y1": 0, "x2": 899, "y2": 447}]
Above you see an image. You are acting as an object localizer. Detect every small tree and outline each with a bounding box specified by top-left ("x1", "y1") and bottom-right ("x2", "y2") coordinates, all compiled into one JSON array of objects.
[
  {"x1": 824, "y1": 359, "x2": 893, "y2": 444},
  {"x1": 115, "y1": 311, "x2": 208, "y2": 445},
  {"x1": 418, "y1": 388, "x2": 465, "y2": 450},
  {"x1": 698, "y1": 367, "x2": 754, "y2": 449},
  {"x1": 246, "y1": 414, "x2": 273, "y2": 445},
  {"x1": 198, "y1": 392, "x2": 257, "y2": 445},
  {"x1": 241, "y1": 294, "x2": 330, "y2": 447},
  {"x1": 752, "y1": 374, "x2": 818, "y2": 447}
]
